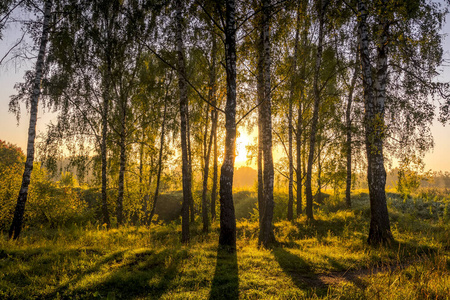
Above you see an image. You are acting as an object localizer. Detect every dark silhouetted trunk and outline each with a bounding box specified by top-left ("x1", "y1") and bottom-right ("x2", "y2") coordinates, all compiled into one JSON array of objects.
[
  {"x1": 9, "y1": 1, "x2": 52, "y2": 239},
  {"x1": 357, "y1": 0, "x2": 393, "y2": 245},
  {"x1": 219, "y1": 0, "x2": 237, "y2": 250},
  {"x1": 176, "y1": 0, "x2": 192, "y2": 243}
]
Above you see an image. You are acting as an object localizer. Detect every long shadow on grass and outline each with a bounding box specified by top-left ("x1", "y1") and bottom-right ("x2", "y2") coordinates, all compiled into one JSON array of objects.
[
  {"x1": 273, "y1": 247, "x2": 329, "y2": 297},
  {"x1": 209, "y1": 247, "x2": 239, "y2": 300},
  {"x1": 44, "y1": 250, "x2": 126, "y2": 299},
  {"x1": 47, "y1": 249, "x2": 185, "y2": 299}
]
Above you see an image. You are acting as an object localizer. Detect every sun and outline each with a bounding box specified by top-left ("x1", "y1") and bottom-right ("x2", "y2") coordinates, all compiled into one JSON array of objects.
[{"x1": 235, "y1": 129, "x2": 255, "y2": 167}]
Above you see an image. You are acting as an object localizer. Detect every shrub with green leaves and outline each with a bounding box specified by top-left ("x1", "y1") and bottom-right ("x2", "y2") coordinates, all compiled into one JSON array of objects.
[{"x1": 0, "y1": 140, "x2": 25, "y2": 230}]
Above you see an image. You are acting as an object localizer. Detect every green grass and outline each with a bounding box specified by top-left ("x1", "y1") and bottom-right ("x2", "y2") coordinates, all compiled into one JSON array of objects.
[{"x1": 1, "y1": 190, "x2": 449, "y2": 299}]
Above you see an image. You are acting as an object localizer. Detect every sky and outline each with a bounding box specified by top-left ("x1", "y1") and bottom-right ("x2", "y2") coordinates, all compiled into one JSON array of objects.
[{"x1": 0, "y1": 6, "x2": 450, "y2": 172}]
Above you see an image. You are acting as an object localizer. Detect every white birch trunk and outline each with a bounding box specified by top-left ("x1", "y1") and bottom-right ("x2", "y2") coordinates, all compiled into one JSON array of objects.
[{"x1": 9, "y1": 1, "x2": 52, "y2": 239}]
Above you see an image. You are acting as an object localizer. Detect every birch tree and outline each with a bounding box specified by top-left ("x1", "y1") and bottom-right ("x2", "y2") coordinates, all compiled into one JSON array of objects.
[
  {"x1": 8, "y1": 0, "x2": 52, "y2": 239},
  {"x1": 259, "y1": 0, "x2": 276, "y2": 247},
  {"x1": 219, "y1": 0, "x2": 237, "y2": 250}
]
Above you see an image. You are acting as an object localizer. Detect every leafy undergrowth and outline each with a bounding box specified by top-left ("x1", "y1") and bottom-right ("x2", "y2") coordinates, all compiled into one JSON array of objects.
[{"x1": 0, "y1": 190, "x2": 449, "y2": 299}]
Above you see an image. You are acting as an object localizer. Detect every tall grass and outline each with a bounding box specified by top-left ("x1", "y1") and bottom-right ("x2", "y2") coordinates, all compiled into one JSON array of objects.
[{"x1": 0, "y1": 189, "x2": 449, "y2": 299}]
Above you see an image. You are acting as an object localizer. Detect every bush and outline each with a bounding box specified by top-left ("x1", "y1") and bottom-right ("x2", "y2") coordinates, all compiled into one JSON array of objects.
[
  {"x1": 0, "y1": 140, "x2": 25, "y2": 230},
  {"x1": 0, "y1": 141, "x2": 91, "y2": 231}
]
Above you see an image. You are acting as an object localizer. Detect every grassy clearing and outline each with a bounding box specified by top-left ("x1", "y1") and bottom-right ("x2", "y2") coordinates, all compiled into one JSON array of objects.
[{"x1": 1, "y1": 190, "x2": 449, "y2": 299}]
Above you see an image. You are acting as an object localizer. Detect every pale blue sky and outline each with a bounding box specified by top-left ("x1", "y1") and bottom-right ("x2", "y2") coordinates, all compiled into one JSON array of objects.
[{"x1": 0, "y1": 6, "x2": 449, "y2": 172}]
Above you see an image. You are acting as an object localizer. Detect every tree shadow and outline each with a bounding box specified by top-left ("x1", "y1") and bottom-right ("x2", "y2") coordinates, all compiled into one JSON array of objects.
[
  {"x1": 42, "y1": 249, "x2": 126, "y2": 299},
  {"x1": 209, "y1": 247, "x2": 239, "y2": 300},
  {"x1": 272, "y1": 247, "x2": 328, "y2": 297},
  {"x1": 45, "y1": 248, "x2": 185, "y2": 299}
]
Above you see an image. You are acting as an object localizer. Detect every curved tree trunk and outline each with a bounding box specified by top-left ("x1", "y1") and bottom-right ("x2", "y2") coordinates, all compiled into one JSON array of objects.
[
  {"x1": 357, "y1": 0, "x2": 393, "y2": 245},
  {"x1": 219, "y1": 0, "x2": 237, "y2": 250},
  {"x1": 9, "y1": 0, "x2": 52, "y2": 240}
]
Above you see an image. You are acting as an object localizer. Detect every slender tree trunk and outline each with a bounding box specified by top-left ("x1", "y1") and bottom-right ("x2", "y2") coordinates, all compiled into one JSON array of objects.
[
  {"x1": 305, "y1": 0, "x2": 328, "y2": 221},
  {"x1": 288, "y1": 7, "x2": 301, "y2": 221},
  {"x1": 296, "y1": 0, "x2": 308, "y2": 217},
  {"x1": 211, "y1": 109, "x2": 218, "y2": 221},
  {"x1": 149, "y1": 97, "x2": 167, "y2": 224},
  {"x1": 219, "y1": 0, "x2": 237, "y2": 250},
  {"x1": 139, "y1": 130, "x2": 145, "y2": 197},
  {"x1": 257, "y1": 107, "x2": 264, "y2": 228},
  {"x1": 357, "y1": 0, "x2": 393, "y2": 245},
  {"x1": 142, "y1": 159, "x2": 153, "y2": 225},
  {"x1": 259, "y1": 0, "x2": 275, "y2": 247},
  {"x1": 317, "y1": 140, "x2": 322, "y2": 203},
  {"x1": 296, "y1": 111, "x2": 302, "y2": 216},
  {"x1": 201, "y1": 104, "x2": 210, "y2": 232},
  {"x1": 100, "y1": 92, "x2": 111, "y2": 228},
  {"x1": 256, "y1": 5, "x2": 265, "y2": 228},
  {"x1": 202, "y1": 33, "x2": 217, "y2": 232},
  {"x1": 116, "y1": 98, "x2": 127, "y2": 226},
  {"x1": 176, "y1": 0, "x2": 192, "y2": 243},
  {"x1": 345, "y1": 57, "x2": 358, "y2": 208},
  {"x1": 8, "y1": 1, "x2": 52, "y2": 240},
  {"x1": 187, "y1": 108, "x2": 194, "y2": 223}
]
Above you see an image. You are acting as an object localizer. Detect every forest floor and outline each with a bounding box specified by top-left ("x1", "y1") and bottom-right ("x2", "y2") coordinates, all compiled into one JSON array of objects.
[{"x1": 0, "y1": 190, "x2": 449, "y2": 299}]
